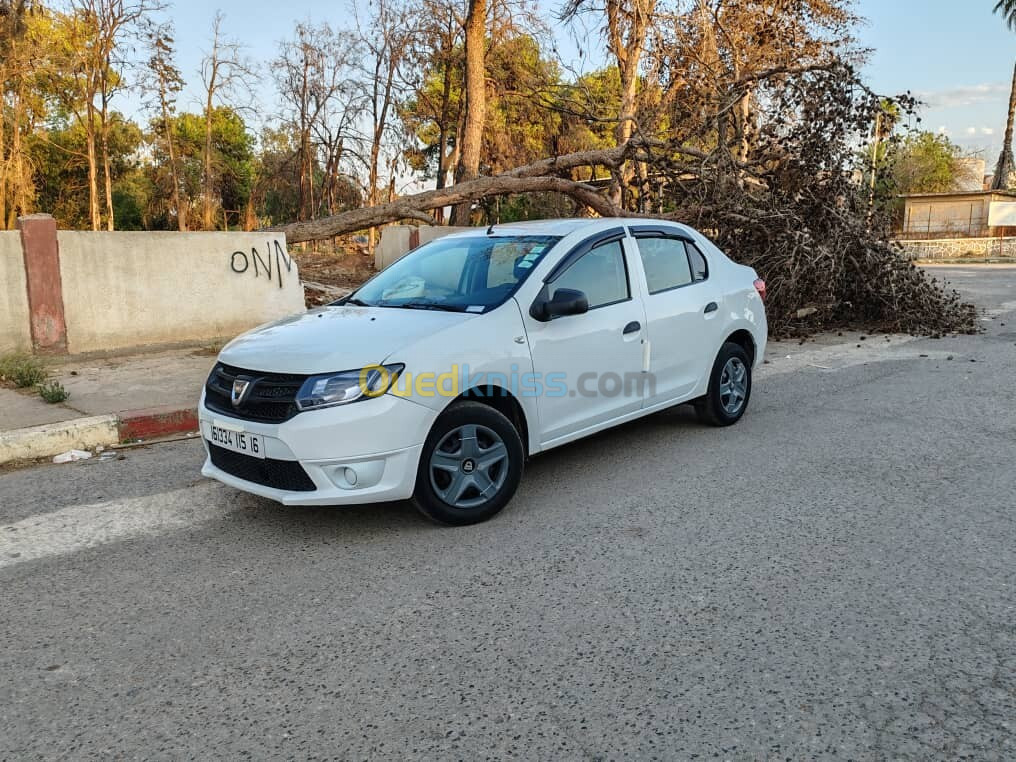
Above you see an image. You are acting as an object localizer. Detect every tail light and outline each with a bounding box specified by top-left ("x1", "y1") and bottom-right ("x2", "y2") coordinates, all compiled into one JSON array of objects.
[{"x1": 753, "y1": 278, "x2": 767, "y2": 302}]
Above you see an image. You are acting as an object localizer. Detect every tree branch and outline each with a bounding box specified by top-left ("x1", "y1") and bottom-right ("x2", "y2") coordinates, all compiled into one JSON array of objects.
[{"x1": 270, "y1": 168, "x2": 625, "y2": 242}]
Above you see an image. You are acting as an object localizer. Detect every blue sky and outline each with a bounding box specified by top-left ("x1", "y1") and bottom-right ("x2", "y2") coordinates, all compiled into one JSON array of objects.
[
  {"x1": 857, "y1": 0, "x2": 1014, "y2": 161},
  {"x1": 157, "y1": 0, "x2": 1015, "y2": 163}
]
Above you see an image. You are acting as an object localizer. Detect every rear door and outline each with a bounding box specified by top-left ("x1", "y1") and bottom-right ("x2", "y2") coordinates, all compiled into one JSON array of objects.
[{"x1": 629, "y1": 227, "x2": 725, "y2": 406}]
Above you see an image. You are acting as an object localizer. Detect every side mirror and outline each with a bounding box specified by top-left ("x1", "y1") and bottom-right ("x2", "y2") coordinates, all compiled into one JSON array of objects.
[
  {"x1": 548, "y1": 288, "x2": 589, "y2": 317},
  {"x1": 531, "y1": 288, "x2": 588, "y2": 322},
  {"x1": 530, "y1": 286, "x2": 590, "y2": 321}
]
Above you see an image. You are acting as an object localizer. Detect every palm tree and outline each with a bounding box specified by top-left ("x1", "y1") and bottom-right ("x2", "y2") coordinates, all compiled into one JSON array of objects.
[
  {"x1": 991, "y1": 1, "x2": 1016, "y2": 188},
  {"x1": 996, "y1": 0, "x2": 1016, "y2": 28}
]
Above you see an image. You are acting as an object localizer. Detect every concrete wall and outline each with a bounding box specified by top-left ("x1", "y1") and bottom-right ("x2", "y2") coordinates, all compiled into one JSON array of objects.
[
  {"x1": 57, "y1": 232, "x2": 304, "y2": 354},
  {"x1": 376, "y1": 225, "x2": 472, "y2": 270},
  {"x1": 903, "y1": 197, "x2": 990, "y2": 238},
  {"x1": 0, "y1": 232, "x2": 31, "y2": 354},
  {"x1": 901, "y1": 192, "x2": 1016, "y2": 239},
  {"x1": 898, "y1": 236, "x2": 1016, "y2": 261}
]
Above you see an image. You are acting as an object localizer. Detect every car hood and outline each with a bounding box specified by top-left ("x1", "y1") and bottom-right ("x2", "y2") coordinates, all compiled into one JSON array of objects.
[{"x1": 217, "y1": 305, "x2": 476, "y2": 374}]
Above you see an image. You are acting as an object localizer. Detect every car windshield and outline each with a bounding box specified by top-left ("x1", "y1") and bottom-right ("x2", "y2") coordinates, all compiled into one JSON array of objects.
[{"x1": 348, "y1": 235, "x2": 561, "y2": 313}]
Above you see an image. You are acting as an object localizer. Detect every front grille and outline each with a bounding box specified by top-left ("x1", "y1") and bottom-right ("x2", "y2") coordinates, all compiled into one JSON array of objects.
[
  {"x1": 208, "y1": 443, "x2": 317, "y2": 492},
  {"x1": 204, "y1": 363, "x2": 308, "y2": 423}
]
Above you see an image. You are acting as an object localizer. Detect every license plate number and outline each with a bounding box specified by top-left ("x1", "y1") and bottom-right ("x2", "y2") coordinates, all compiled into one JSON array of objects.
[{"x1": 209, "y1": 425, "x2": 265, "y2": 459}]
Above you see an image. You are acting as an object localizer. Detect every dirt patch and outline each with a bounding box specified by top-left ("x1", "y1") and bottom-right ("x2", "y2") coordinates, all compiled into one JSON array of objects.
[{"x1": 290, "y1": 241, "x2": 376, "y2": 307}]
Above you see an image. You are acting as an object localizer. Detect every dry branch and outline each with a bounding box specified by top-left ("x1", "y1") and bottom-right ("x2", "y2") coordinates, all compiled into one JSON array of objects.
[
  {"x1": 269, "y1": 62, "x2": 979, "y2": 339},
  {"x1": 273, "y1": 158, "x2": 628, "y2": 242}
]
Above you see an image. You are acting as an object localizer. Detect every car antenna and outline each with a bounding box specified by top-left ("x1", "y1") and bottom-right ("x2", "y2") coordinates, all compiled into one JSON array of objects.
[{"x1": 486, "y1": 224, "x2": 495, "y2": 236}]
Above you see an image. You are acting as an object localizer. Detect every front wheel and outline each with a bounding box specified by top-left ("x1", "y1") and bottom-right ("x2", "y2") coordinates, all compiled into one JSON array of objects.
[
  {"x1": 411, "y1": 401, "x2": 525, "y2": 526},
  {"x1": 694, "y1": 342, "x2": 753, "y2": 426}
]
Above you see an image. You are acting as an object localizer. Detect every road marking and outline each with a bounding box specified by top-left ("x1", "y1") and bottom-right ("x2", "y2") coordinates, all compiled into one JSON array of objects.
[{"x1": 0, "y1": 482, "x2": 237, "y2": 569}]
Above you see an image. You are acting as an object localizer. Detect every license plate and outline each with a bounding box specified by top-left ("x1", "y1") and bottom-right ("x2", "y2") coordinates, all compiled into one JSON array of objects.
[{"x1": 208, "y1": 424, "x2": 265, "y2": 459}]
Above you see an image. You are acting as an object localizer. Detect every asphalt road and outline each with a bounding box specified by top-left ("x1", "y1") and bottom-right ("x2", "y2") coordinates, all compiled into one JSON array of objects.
[{"x1": 2, "y1": 267, "x2": 1015, "y2": 760}]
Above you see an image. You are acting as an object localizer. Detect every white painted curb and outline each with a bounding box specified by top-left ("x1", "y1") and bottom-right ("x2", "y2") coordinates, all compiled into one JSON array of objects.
[{"x1": 0, "y1": 415, "x2": 119, "y2": 465}]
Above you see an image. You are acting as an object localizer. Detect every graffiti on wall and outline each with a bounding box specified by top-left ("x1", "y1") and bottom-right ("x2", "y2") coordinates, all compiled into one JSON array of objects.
[{"x1": 230, "y1": 239, "x2": 293, "y2": 289}]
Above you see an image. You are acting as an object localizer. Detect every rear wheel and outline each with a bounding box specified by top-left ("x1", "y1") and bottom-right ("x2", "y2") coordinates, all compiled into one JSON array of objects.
[
  {"x1": 411, "y1": 401, "x2": 524, "y2": 526},
  {"x1": 694, "y1": 342, "x2": 753, "y2": 426}
]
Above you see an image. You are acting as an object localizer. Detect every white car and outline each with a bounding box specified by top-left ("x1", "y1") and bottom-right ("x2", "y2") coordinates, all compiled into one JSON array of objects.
[{"x1": 200, "y1": 218, "x2": 767, "y2": 525}]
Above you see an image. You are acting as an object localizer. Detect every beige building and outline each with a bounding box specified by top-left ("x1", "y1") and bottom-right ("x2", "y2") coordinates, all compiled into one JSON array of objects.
[{"x1": 900, "y1": 190, "x2": 1016, "y2": 240}]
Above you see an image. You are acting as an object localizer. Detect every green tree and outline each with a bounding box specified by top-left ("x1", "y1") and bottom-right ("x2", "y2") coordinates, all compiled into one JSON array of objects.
[
  {"x1": 247, "y1": 126, "x2": 303, "y2": 227},
  {"x1": 2, "y1": 1, "x2": 54, "y2": 227},
  {"x1": 885, "y1": 131, "x2": 976, "y2": 196},
  {"x1": 32, "y1": 110, "x2": 144, "y2": 229},
  {"x1": 404, "y1": 34, "x2": 563, "y2": 182},
  {"x1": 172, "y1": 107, "x2": 254, "y2": 229},
  {"x1": 554, "y1": 67, "x2": 622, "y2": 163},
  {"x1": 198, "y1": 13, "x2": 257, "y2": 229}
]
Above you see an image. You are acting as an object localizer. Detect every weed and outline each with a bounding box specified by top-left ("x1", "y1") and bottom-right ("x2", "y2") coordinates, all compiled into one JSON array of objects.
[
  {"x1": 0, "y1": 352, "x2": 47, "y2": 388},
  {"x1": 37, "y1": 381, "x2": 69, "y2": 404}
]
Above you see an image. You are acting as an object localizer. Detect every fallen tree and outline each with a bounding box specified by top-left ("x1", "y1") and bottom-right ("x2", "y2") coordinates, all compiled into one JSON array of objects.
[
  {"x1": 272, "y1": 63, "x2": 978, "y2": 338},
  {"x1": 273, "y1": 168, "x2": 627, "y2": 242}
]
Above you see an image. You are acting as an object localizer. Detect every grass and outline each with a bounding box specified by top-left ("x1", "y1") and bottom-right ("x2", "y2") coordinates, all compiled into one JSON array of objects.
[
  {"x1": 0, "y1": 352, "x2": 71, "y2": 404},
  {"x1": 0, "y1": 352, "x2": 47, "y2": 388},
  {"x1": 37, "y1": 381, "x2": 70, "y2": 404}
]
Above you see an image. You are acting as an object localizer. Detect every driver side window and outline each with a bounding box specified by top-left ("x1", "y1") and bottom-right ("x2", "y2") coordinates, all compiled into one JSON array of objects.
[{"x1": 553, "y1": 241, "x2": 630, "y2": 309}]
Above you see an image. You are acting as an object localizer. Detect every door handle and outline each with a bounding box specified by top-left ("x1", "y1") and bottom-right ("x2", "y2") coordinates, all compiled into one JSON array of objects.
[
  {"x1": 704, "y1": 302, "x2": 718, "y2": 314},
  {"x1": 622, "y1": 321, "x2": 641, "y2": 335}
]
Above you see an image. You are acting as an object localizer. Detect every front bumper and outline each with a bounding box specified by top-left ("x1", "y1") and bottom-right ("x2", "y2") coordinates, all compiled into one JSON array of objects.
[{"x1": 198, "y1": 391, "x2": 436, "y2": 506}]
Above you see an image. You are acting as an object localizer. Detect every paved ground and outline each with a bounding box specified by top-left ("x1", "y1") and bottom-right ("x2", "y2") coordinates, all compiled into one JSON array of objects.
[
  {"x1": 0, "y1": 347, "x2": 214, "y2": 431},
  {"x1": 1, "y1": 267, "x2": 1014, "y2": 759}
]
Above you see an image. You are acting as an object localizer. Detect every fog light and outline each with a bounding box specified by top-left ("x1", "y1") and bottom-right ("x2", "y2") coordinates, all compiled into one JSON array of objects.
[{"x1": 326, "y1": 460, "x2": 384, "y2": 490}]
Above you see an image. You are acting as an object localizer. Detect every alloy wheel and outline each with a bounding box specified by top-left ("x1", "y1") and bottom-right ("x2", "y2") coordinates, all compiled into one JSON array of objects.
[
  {"x1": 719, "y1": 357, "x2": 748, "y2": 415},
  {"x1": 428, "y1": 424, "x2": 509, "y2": 509}
]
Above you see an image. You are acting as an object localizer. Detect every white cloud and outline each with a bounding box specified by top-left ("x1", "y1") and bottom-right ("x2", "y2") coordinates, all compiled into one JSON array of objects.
[
  {"x1": 966, "y1": 127, "x2": 978, "y2": 135},
  {"x1": 917, "y1": 82, "x2": 1010, "y2": 109},
  {"x1": 981, "y1": 127, "x2": 995, "y2": 135}
]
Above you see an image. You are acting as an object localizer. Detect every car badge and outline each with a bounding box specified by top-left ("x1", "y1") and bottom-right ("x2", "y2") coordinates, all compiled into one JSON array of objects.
[{"x1": 231, "y1": 378, "x2": 253, "y2": 408}]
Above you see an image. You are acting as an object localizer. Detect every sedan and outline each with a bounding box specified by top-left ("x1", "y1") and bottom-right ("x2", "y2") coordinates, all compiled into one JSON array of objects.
[{"x1": 199, "y1": 218, "x2": 767, "y2": 525}]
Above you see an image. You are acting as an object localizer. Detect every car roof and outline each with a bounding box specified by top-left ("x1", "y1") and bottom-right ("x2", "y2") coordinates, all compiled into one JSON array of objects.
[{"x1": 441, "y1": 217, "x2": 694, "y2": 239}]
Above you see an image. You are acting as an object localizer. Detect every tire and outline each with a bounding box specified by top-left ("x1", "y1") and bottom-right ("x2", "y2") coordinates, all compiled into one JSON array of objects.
[
  {"x1": 411, "y1": 401, "x2": 525, "y2": 526},
  {"x1": 694, "y1": 342, "x2": 753, "y2": 427}
]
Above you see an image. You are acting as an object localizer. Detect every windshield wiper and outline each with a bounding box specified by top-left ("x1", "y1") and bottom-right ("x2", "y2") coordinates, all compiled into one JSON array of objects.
[
  {"x1": 391, "y1": 301, "x2": 467, "y2": 313},
  {"x1": 344, "y1": 296, "x2": 371, "y2": 306}
]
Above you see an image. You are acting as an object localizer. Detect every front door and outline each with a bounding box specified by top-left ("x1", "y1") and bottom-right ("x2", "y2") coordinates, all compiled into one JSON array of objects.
[{"x1": 523, "y1": 236, "x2": 647, "y2": 445}]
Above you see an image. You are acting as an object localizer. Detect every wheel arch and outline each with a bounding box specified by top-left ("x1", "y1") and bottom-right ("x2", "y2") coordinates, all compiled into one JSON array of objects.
[
  {"x1": 443, "y1": 385, "x2": 531, "y2": 457},
  {"x1": 724, "y1": 328, "x2": 757, "y2": 366}
]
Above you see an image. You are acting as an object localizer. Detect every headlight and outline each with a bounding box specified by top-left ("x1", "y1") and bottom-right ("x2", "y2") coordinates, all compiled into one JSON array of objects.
[{"x1": 295, "y1": 364, "x2": 404, "y2": 411}]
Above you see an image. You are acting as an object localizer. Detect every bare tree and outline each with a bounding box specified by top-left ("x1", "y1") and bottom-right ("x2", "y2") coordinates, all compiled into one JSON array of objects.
[
  {"x1": 62, "y1": 0, "x2": 162, "y2": 230},
  {"x1": 274, "y1": 22, "x2": 361, "y2": 222},
  {"x1": 406, "y1": 0, "x2": 463, "y2": 213},
  {"x1": 142, "y1": 19, "x2": 185, "y2": 229},
  {"x1": 199, "y1": 11, "x2": 257, "y2": 229},
  {"x1": 351, "y1": 0, "x2": 419, "y2": 251}
]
